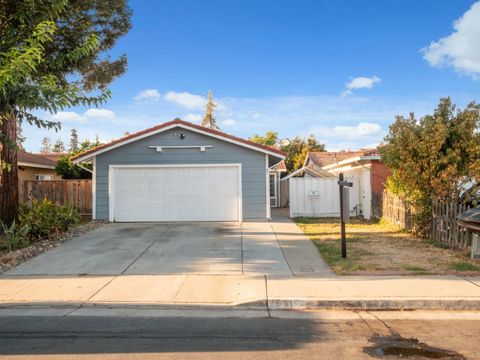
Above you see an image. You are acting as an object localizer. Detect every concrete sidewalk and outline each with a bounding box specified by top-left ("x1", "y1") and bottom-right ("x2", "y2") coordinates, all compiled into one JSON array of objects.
[{"x1": 1, "y1": 274, "x2": 479, "y2": 311}]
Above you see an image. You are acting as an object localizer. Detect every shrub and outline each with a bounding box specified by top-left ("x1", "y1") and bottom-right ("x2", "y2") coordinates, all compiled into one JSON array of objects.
[
  {"x1": 0, "y1": 220, "x2": 30, "y2": 251},
  {"x1": 19, "y1": 199, "x2": 80, "y2": 240}
]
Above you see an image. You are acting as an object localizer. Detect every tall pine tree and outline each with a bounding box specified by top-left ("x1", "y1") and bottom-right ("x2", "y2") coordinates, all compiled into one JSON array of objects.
[
  {"x1": 201, "y1": 91, "x2": 220, "y2": 130},
  {"x1": 69, "y1": 129, "x2": 79, "y2": 153},
  {"x1": 40, "y1": 137, "x2": 52, "y2": 153}
]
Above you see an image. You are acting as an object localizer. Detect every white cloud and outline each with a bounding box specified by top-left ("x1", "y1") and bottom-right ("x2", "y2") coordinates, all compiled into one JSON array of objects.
[
  {"x1": 222, "y1": 118, "x2": 236, "y2": 126},
  {"x1": 343, "y1": 76, "x2": 381, "y2": 96},
  {"x1": 164, "y1": 91, "x2": 206, "y2": 110},
  {"x1": 52, "y1": 111, "x2": 84, "y2": 123},
  {"x1": 84, "y1": 108, "x2": 115, "y2": 119},
  {"x1": 332, "y1": 122, "x2": 383, "y2": 138},
  {"x1": 422, "y1": 1, "x2": 480, "y2": 78},
  {"x1": 134, "y1": 89, "x2": 161, "y2": 101},
  {"x1": 184, "y1": 113, "x2": 202, "y2": 122}
]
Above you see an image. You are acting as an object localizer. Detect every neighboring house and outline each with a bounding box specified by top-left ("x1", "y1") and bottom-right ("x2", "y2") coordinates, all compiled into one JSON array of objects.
[
  {"x1": 17, "y1": 151, "x2": 61, "y2": 182},
  {"x1": 15, "y1": 151, "x2": 61, "y2": 200},
  {"x1": 281, "y1": 148, "x2": 390, "y2": 219},
  {"x1": 72, "y1": 119, "x2": 286, "y2": 222},
  {"x1": 304, "y1": 149, "x2": 391, "y2": 218}
]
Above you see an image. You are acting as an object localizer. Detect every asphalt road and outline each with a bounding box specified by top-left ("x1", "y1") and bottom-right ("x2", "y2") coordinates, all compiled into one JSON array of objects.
[{"x1": 0, "y1": 310, "x2": 478, "y2": 359}]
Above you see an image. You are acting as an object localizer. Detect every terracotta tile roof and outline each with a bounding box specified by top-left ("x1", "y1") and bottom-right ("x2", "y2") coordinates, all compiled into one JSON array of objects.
[
  {"x1": 36, "y1": 153, "x2": 67, "y2": 162},
  {"x1": 270, "y1": 159, "x2": 287, "y2": 171},
  {"x1": 17, "y1": 150, "x2": 57, "y2": 168},
  {"x1": 307, "y1": 148, "x2": 380, "y2": 167},
  {"x1": 72, "y1": 118, "x2": 287, "y2": 161}
]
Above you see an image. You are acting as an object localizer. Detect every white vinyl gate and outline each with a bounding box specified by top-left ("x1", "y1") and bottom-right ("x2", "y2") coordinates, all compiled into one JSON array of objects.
[{"x1": 289, "y1": 177, "x2": 360, "y2": 218}]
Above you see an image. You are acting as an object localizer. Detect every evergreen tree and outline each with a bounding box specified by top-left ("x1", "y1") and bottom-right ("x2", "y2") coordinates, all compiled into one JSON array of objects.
[
  {"x1": 0, "y1": 0, "x2": 132, "y2": 223},
  {"x1": 201, "y1": 91, "x2": 220, "y2": 130},
  {"x1": 40, "y1": 137, "x2": 52, "y2": 153},
  {"x1": 69, "y1": 129, "x2": 79, "y2": 153},
  {"x1": 52, "y1": 139, "x2": 65, "y2": 153}
]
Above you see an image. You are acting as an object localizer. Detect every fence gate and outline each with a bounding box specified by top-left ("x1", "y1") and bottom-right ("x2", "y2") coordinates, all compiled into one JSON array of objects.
[{"x1": 289, "y1": 177, "x2": 359, "y2": 218}]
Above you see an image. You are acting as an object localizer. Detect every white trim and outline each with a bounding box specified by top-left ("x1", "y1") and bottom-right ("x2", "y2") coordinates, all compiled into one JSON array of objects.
[
  {"x1": 265, "y1": 154, "x2": 271, "y2": 221},
  {"x1": 148, "y1": 145, "x2": 213, "y2": 152},
  {"x1": 92, "y1": 157, "x2": 96, "y2": 220},
  {"x1": 108, "y1": 165, "x2": 114, "y2": 222},
  {"x1": 282, "y1": 166, "x2": 309, "y2": 181},
  {"x1": 74, "y1": 123, "x2": 286, "y2": 163},
  {"x1": 322, "y1": 155, "x2": 381, "y2": 170},
  {"x1": 108, "y1": 163, "x2": 243, "y2": 222},
  {"x1": 18, "y1": 162, "x2": 55, "y2": 170}
]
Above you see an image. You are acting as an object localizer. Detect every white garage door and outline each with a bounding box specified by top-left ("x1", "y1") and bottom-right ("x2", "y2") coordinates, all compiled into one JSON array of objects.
[{"x1": 111, "y1": 165, "x2": 241, "y2": 222}]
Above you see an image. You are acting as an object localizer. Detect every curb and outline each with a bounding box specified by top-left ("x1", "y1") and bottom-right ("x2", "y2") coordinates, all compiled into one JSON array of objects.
[{"x1": 267, "y1": 299, "x2": 480, "y2": 311}]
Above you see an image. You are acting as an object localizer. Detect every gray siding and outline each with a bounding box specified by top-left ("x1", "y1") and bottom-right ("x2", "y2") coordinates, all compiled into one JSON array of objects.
[{"x1": 94, "y1": 126, "x2": 268, "y2": 221}]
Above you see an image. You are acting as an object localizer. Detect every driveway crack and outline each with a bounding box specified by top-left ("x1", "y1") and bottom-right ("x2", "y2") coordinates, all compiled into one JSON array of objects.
[
  {"x1": 270, "y1": 225, "x2": 294, "y2": 276},
  {"x1": 120, "y1": 223, "x2": 175, "y2": 275}
]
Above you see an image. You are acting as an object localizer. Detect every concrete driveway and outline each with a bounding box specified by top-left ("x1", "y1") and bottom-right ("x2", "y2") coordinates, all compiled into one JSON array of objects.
[{"x1": 4, "y1": 212, "x2": 331, "y2": 277}]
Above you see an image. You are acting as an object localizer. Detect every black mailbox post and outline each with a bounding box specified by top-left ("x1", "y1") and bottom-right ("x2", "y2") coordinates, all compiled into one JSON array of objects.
[{"x1": 338, "y1": 173, "x2": 353, "y2": 258}]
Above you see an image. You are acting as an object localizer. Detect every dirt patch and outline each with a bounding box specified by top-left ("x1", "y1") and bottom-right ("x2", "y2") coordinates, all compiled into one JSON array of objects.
[
  {"x1": 295, "y1": 218, "x2": 480, "y2": 275},
  {"x1": 364, "y1": 334, "x2": 466, "y2": 359},
  {"x1": 0, "y1": 221, "x2": 106, "y2": 274}
]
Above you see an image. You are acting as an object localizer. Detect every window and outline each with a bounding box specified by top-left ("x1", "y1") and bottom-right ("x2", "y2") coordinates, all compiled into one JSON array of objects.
[{"x1": 35, "y1": 174, "x2": 53, "y2": 181}]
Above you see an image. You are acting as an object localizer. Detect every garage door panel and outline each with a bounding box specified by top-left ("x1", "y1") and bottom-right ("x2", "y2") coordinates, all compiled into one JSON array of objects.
[{"x1": 112, "y1": 166, "x2": 240, "y2": 222}]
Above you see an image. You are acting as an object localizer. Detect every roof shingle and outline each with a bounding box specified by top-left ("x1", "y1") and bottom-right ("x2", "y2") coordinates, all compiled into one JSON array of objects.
[
  {"x1": 307, "y1": 148, "x2": 380, "y2": 167},
  {"x1": 17, "y1": 151, "x2": 57, "y2": 168}
]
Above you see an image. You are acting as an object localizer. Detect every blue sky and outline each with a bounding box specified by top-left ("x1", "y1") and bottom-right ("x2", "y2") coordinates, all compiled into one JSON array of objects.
[{"x1": 26, "y1": 0, "x2": 480, "y2": 152}]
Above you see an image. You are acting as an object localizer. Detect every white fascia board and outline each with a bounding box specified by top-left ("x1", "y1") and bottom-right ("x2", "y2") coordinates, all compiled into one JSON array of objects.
[
  {"x1": 281, "y1": 166, "x2": 308, "y2": 181},
  {"x1": 73, "y1": 123, "x2": 285, "y2": 163},
  {"x1": 18, "y1": 162, "x2": 56, "y2": 170},
  {"x1": 322, "y1": 155, "x2": 381, "y2": 170}
]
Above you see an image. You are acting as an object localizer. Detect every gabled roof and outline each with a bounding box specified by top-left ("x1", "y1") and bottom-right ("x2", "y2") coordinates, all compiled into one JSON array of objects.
[
  {"x1": 18, "y1": 151, "x2": 57, "y2": 169},
  {"x1": 281, "y1": 164, "x2": 335, "y2": 181},
  {"x1": 72, "y1": 118, "x2": 286, "y2": 163},
  {"x1": 36, "y1": 153, "x2": 67, "y2": 162},
  {"x1": 270, "y1": 159, "x2": 287, "y2": 172},
  {"x1": 306, "y1": 148, "x2": 381, "y2": 168}
]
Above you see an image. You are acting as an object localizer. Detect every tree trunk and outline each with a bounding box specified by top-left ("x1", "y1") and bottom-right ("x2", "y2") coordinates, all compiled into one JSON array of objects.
[{"x1": 0, "y1": 112, "x2": 19, "y2": 225}]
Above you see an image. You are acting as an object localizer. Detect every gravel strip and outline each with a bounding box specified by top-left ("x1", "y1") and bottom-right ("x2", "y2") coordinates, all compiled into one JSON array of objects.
[{"x1": 0, "y1": 221, "x2": 106, "y2": 274}]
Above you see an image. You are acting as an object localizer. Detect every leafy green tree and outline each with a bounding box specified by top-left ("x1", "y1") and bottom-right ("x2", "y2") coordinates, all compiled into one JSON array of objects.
[
  {"x1": 39, "y1": 137, "x2": 52, "y2": 153},
  {"x1": 280, "y1": 135, "x2": 325, "y2": 173},
  {"x1": 69, "y1": 129, "x2": 79, "y2": 153},
  {"x1": 0, "y1": 0, "x2": 132, "y2": 224},
  {"x1": 380, "y1": 97, "x2": 480, "y2": 235},
  {"x1": 249, "y1": 131, "x2": 278, "y2": 147},
  {"x1": 56, "y1": 134, "x2": 102, "y2": 179},
  {"x1": 250, "y1": 131, "x2": 325, "y2": 173}
]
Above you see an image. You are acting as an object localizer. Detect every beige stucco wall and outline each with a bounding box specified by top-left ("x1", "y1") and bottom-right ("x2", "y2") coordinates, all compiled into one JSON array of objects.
[{"x1": 18, "y1": 166, "x2": 60, "y2": 201}]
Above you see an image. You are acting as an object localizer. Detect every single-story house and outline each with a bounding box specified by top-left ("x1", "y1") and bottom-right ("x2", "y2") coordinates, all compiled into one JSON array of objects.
[
  {"x1": 72, "y1": 118, "x2": 286, "y2": 222},
  {"x1": 282, "y1": 149, "x2": 390, "y2": 219},
  {"x1": 12, "y1": 151, "x2": 61, "y2": 200},
  {"x1": 17, "y1": 151, "x2": 62, "y2": 182}
]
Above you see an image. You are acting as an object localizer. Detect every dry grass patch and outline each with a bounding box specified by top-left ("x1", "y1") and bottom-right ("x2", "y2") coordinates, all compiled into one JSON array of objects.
[{"x1": 295, "y1": 217, "x2": 480, "y2": 275}]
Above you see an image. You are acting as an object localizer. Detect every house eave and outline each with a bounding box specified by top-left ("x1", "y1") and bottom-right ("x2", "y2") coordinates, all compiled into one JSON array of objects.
[{"x1": 322, "y1": 155, "x2": 381, "y2": 170}]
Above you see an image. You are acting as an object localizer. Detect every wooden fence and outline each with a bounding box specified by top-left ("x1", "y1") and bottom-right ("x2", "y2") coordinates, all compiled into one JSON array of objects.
[
  {"x1": 431, "y1": 202, "x2": 472, "y2": 249},
  {"x1": 382, "y1": 191, "x2": 414, "y2": 230},
  {"x1": 21, "y1": 180, "x2": 92, "y2": 216},
  {"x1": 382, "y1": 190, "x2": 472, "y2": 248}
]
